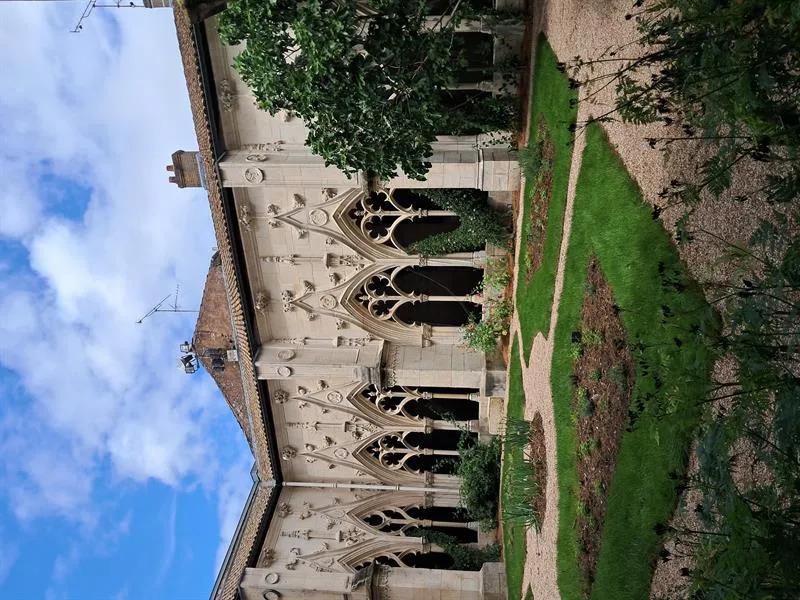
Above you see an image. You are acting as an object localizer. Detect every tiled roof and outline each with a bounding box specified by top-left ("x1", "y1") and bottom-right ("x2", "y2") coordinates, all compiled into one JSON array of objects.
[
  {"x1": 172, "y1": 1, "x2": 272, "y2": 481},
  {"x1": 172, "y1": 5, "x2": 275, "y2": 600},
  {"x1": 193, "y1": 253, "x2": 253, "y2": 449}
]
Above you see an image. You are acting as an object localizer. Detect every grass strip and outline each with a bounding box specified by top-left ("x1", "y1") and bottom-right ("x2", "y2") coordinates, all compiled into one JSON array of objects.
[
  {"x1": 516, "y1": 35, "x2": 578, "y2": 362},
  {"x1": 502, "y1": 337, "x2": 527, "y2": 600},
  {"x1": 551, "y1": 122, "x2": 716, "y2": 600}
]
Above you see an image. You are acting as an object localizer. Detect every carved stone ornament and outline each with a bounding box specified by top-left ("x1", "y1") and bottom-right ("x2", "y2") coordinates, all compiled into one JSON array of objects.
[
  {"x1": 326, "y1": 391, "x2": 343, "y2": 403},
  {"x1": 335, "y1": 319, "x2": 346, "y2": 330},
  {"x1": 246, "y1": 153, "x2": 268, "y2": 162},
  {"x1": 273, "y1": 389, "x2": 289, "y2": 404},
  {"x1": 296, "y1": 386, "x2": 308, "y2": 395},
  {"x1": 244, "y1": 167, "x2": 264, "y2": 184},
  {"x1": 264, "y1": 573, "x2": 280, "y2": 584},
  {"x1": 334, "y1": 447, "x2": 350, "y2": 459},
  {"x1": 254, "y1": 291, "x2": 269, "y2": 313},
  {"x1": 259, "y1": 548, "x2": 275, "y2": 567},
  {"x1": 319, "y1": 294, "x2": 338, "y2": 309},
  {"x1": 292, "y1": 194, "x2": 305, "y2": 208},
  {"x1": 323, "y1": 188, "x2": 338, "y2": 199},
  {"x1": 277, "y1": 349, "x2": 296, "y2": 361},
  {"x1": 262, "y1": 255, "x2": 297, "y2": 265},
  {"x1": 218, "y1": 78, "x2": 233, "y2": 112},
  {"x1": 302, "y1": 280, "x2": 315, "y2": 294},
  {"x1": 318, "y1": 380, "x2": 329, "y2": 390},
  {"x1": 328, "y1": 272, "x2": 341, "y2": 285},
  {"x1": 276, "y1": 337, "x2": 306, "y2": 346},
  {"x1": 325, "y1": 237, "x2": 336, "y2": 245},
  {"x1": 305, "y1": 443, "x2": 316, "y2": 452},
  {"x1": 280, "y1": 446, "x2": 297, "y2": 461},
  {"x1": 263, "y1": 591, "x2": 281, "y2": 600},
  {"x1": 277, "y1": 501, "x2": 292, "y2": 517},
  {"x1": 308, "y1": 208, "x2": 329, "y2": 226},
  {"x1": 281, "y1": 290, "x2": 294, "y2": 313},
  {"x1": 277, "y1": 366, "x2": 293, "y2": 377},
  {"x1": 307, "y1": 312, "x2": 318, "y2": 321}
]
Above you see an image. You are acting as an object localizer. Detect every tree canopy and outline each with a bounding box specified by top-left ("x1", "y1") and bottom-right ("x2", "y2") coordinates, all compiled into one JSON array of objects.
[{"x1": 218, "y1": 0, "x2": 473, "y2": 181}]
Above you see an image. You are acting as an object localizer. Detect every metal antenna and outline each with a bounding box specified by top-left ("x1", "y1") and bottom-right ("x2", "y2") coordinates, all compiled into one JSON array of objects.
[
  {"x1": 136, "y1": 288, "x2": 199, "y2": 324},
  {"x1": 71, "y1": 0, "x2": 145, "y2": 33}
]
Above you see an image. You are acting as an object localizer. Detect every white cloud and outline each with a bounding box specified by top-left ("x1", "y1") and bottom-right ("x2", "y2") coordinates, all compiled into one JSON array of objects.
[
  {"x1": 214, "y1": 457, "x2": 253, "y2": 572},
  {"x1": 0, "y1": 542, "x2": 19, "y2": 589},
  {"x1": 51, "y1": 544, "x2": 81, "y2": 583},
  {"x1": 151, "y1": 493, "x2": 178, "y2": 593},
  {"x1": 0, "y1": 2, "x2": 238, "y2": 528}
]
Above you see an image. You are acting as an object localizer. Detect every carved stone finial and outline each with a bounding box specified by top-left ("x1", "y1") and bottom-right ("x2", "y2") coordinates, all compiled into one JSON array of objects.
[
  {"x1": 254, "y1": 291, "x2": 269, "y2": 313},
  {"x1": 280, "y1": 446, "x2": 297, "y2": 461}
]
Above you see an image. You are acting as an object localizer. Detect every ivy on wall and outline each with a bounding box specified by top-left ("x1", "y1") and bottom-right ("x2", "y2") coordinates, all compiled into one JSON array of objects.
[{"x1": 408, "y1": 189, "x2": 511, "y2": 256}]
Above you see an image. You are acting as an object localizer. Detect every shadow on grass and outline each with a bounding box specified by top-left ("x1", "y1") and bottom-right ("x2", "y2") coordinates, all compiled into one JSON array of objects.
[{"x1": 551, "y1": 122, "x2": 717, "y2": 600}]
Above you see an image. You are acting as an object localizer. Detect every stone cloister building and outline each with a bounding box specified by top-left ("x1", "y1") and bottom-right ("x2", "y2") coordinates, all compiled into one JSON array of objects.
[{"x1": 157, "y1": 1, "x2": 524, "y2": 598}]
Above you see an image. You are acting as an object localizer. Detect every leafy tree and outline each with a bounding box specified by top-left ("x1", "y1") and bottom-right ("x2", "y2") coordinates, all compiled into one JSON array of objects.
[
  {"x1": 218, "y1": 0, "x2": 509, "y2": 181},
  {"x1": 574, "y1": 0, "x2": 800, "y2": 209}
]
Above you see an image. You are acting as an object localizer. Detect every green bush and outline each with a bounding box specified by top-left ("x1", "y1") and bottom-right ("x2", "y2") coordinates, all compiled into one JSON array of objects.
[
  {"x1": 411, "y1": 529, "x2": 501, "y2": 571},
  {"x1": 482, "y1": 257, "x2": 512, "y2": 291},
  {"x1": 518, "y1": 141, "x2": 543, "y2": 182},
  {"x1": 460, "y1": 298, "x2": 512, "y2": 352},
  {"x1": 502, "y1": 448, "x2": 541, "y2": 530},
  {"x1": 409, "y1": 189, "x2": 510, "y2": 256},
  {"x1": 457, "y1": 436, "x2": 501, "y2": 528}
]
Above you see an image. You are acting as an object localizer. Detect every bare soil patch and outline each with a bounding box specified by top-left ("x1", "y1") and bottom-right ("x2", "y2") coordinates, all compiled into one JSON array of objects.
[
  {"x1": 524, "y1": 117, "x2": 555, "y2": 285},
  {"x1": 528, "y1": 412, "x2": 547, "y2": 521},
  {"x1": 571, "y1": 258, "x2": 635, "y2": 595}
]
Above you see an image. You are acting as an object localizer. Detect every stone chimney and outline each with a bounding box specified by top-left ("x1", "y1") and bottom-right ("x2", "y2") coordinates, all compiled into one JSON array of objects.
[{"x1": 167, "y1": 150, "x2": 204, "y2": 188}]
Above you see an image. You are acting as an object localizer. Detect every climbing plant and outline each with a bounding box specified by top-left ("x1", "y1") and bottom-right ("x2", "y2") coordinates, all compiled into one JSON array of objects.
[{"x1": 409, "y1": 189, "x2": 511, "y2": 256}]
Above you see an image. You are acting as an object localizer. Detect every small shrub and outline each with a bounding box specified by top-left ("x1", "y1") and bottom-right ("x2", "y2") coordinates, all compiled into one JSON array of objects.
[
  {"x1": 575, "y1": 386, "x2": 593, "y2": 418},
  {"x1": 482, "y1": 257, "x2": 512, "y2": 291},
  {"x1": 461, "y1": 318, "x2": 498, "y2": 353},
  {"x1": 582, "y1": 329, "x2": 604, "y2": 346},
  {"x1": 457, "y1": 436, "x2": 501, "y2": 528},
  {"x1": 578, "y1": 438, "x2": 599, "y2": 458},
  {"x1": 460, "y1": 298, "x2": 512, "y2": 352},
  {"x1": 589, "y1": 370, "x2": 602, "y2": 381},
  {"x1": 503, "y1": 417, "x2": 532, "y2": 449},
  {"x1": 606, "y1": 364, "x2": 627, "y2": 389},
  {"x1": 518, "y1": 141, "x2": 543, "y2": 182},
  {"x1": 410, "y1": 529, "x2": 500, "y2": 571},
  {"x1": 569, "y1": 341, "x2": 583, "y2": 361},
  {"x1": 502, "y1": 454, "x2": 541, "y2": 530}
]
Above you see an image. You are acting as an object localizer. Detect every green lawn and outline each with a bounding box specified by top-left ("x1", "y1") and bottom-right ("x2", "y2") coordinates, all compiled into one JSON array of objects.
[
  {"x1": 551, "y1": 122, "x2": 716, "y2": 600},
  {"x1": 516, "y1": 36, "x2": 578, "y2": 363},
  {"x1": 501, "y1": 337, "x2": 527, "y2": 600}
]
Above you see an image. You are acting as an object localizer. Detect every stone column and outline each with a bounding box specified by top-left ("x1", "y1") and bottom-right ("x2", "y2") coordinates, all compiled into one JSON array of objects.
[
  {"x1": 254, "y1": 343, "x2": 382, "y2": 385},
  {"x1": 239, "y1": 569, "x2": 368, "y2": 600},
  {"x1": 218, "y1": 149, "x2": 360, "y2": 188},
  {"x1": 423, "y1": 16, "x2": 492, "y2": 33},
  {"x1": 371, "y1": 563, "x2": 507, "y2": 600},
  {"x1": 383, "y1": 344, "x2": 485, "y2": 389},
  {"x1": 387, "y1": 148, "x2": 519, "y2": 192},
  {"x1": 241, "y1": 563, "x2": 505, "y2": 600}
]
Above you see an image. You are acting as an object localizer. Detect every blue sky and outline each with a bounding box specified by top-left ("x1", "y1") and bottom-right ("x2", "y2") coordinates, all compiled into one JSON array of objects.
[{"x1": 0, "y1": 3, "x2": 253, "y2": 599}]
